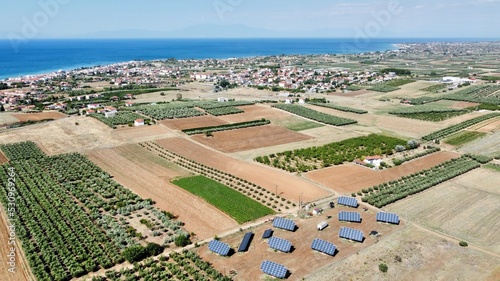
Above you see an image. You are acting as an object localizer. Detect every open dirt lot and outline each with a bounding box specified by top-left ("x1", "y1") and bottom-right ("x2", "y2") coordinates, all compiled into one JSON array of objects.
[
  {"x1": 306, "y1": 223, "x2": 500, "y2": 281},
  {"x1": 197, "y1": 202, "x2": 401, "y2": 281},
  {"x1": 385, "y1": 168, "x2": 500, "y2": 254},
  {"x1": 113, "y1": 124, "x2": 178, "y2": 143},
  {"x1": 11, "y1": 111, "x2": 67, "y2": 122},
  {"x1": 191, "y1": 125, "x2": 312, "y2": 153},
  {"x1": 160, "y1": 115, "x2": 228, "y2": 130},
  {"x1": 305, "y1": 151, "x2": 461, "y2": 194},
  {"x1": 86, "y1": 144, "x2": 238, "y2": 240},
  {"x1": 217, "y1": 104, "x2": 297, "y2": 123},
  {"x1": 0, "y1": 212, "x2": 32, "y2": 281},
  {"x1": 155, "y1": 137, "x2": 332, "y2": 203},
  {"x1": 0, "y1": 115, "x2": 125, "y2": 155}
]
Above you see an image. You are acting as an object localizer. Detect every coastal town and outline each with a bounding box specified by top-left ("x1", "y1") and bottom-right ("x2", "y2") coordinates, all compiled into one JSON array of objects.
[{"x1": 2, "y1": 42, "x2": 499, "y2": 117}]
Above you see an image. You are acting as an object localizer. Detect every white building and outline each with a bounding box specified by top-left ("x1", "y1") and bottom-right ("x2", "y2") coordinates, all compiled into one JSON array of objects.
[
  {"x1": 364, "y1": 156, "x2": 382, "y2": 168},
  {"x1": 134, "y1": 119, "x2": 145, "y2": 127}
]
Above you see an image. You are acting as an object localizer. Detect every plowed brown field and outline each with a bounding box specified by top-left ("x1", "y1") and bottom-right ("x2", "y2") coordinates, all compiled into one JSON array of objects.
[
  {"x1": 155, "y1": 138, "x2": 331, "y2": 203},
  {"x1": 305, "y1": 151, "x2": 461, "y2": 194},
  {"x1": 12, "y1": 112, "x2": 67, "y2": 121},
  {"x1": 86, "y1": 144, "x2": 238, "y2": 240},
  {"x1": 191, "y1": 125, "x2": 311, "y2": 153}
]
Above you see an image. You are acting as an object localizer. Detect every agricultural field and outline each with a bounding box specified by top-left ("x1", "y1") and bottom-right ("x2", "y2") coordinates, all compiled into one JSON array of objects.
[
  {"x1": 191, "y1": 124, "x2": 311, "y2": 153},
  {"x1": 306, "y1": 224, "x2": 500, "y2": 281},
  {"x1": 172, "y1": 175, "x2": 274, "y2": 224},
  {"x1": 90, "y1": 112, "x2": 148, "y2": 128},
  {"x1": 282, "y1": 120, "x2": 324, "y2": 131},
  {"x1": 385, "y1": 168, "x2": 500, "y2": 254},
  {"x1": 421, "y1": 83, "x2": 447, "y2": 92},
  {"x1": 305, "y1": 151, "x2": 461, "y2": 194},
  {"x1": 444, "y1": 84, "x2": 500, "y2": 104},
  {"x1": 182, "y1": 119, "x2": 270, "y2": 135},
  {"x1": 0, "y1": 142, "x2": 190, "y2": 281},
  {"x1": 388, "y1": 105, "x2": 471, "y2": 122},
  {"x1": 272, "y1": 104, "x2": 357, "y2": 126},
  {"x1": 160, "y1": 115, "x2": 228, "y2": 130},
  {"x1": 308, "y1": 102, "x2": 368, "y2": 114},
  {"x1": 11, "y1": 111, "x2": 67, "y2": 122},
  {"x1": 459, "y1": 131, "x2": 500, "y2": 157},
  {"x1": 255, "y1": 134, "x2": 406, "y2": 173},
  {"x1": 0, "y1": 113, "x2": 20, "y2": 126},
  {"x1": 204, "y1": 106, "x2": 244, "y2": 116},
  {"x1": 444, "y1": 131, "x2": 487, "y2": 146},
  {"x1": 124, "y1": 103, "x2": 205, "y2": 120},
  {"x1": 422, "y1": 113, "x2": 500, "y2": 140},
  {"x1": 367, "y1": 79, "x2": 416, "y2": 93}
]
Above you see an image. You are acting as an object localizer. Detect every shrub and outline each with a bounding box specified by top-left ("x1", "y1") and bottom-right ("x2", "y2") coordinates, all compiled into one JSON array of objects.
[
  {"x1": 175, "y1": 234, "x2": 191, "y2": 247},
  {"x1": 379, "y1": 263, "x2": 388, "y2": 273},
  {"x1": 459, "y1": 241, "x2": 468, "y2": 247}
]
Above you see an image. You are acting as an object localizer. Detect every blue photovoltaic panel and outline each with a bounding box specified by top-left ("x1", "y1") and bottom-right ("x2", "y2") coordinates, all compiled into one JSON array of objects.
[
  {"x1": 272, "y1": 217, "x2": 296, "y2": 231},
  {"x1": 260, "y1": 260, "x2": 288, "y2": 279},
  {"x1": 339, "y1": 227, "x2": 364, "y2": 242},
  {"x1": 376, "y1": 212, "x2": 400, "y2": 224},
  {"x1": 338, "y1": 211, "x2": 361, "y2": 223},
  {"x1": 238, "y1": 232, "x2": 254, "y2": 252},
  {"x1": 262, "y1": 229, "x2": 273, "y2": 238},
  {"x1": 311, "y1": 239, "x2": 337, "y2": 256},
  {"x1": 268, "y1": 237, "x2": 292, "y2": 253},
  {"x1": 337, "y1": 196, "x2": 359, "y2": 208},
  {"x1": 208, "y1": 240, "x2": 231, "y2": 256}
]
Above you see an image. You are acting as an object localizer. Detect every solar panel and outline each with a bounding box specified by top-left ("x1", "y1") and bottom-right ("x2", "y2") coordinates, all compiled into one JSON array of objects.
[
  {"x1": 338, "y1": 211, "x2": 361, "y2": 223},
  {"x1": 262, "y1": 229, "x2": 273, "y2": 238},
  {"x1": 376, "y1": 212, "x2": 400, "y2": 224},
  {"x1": 208, "y1": 240, "x2": 231, "y2": 256},
  {"x1": 268, "y1": 237, "x2": 292, "y2": 253},
  {"x1": 260, "y1": 260, "x2": 288, "y2": 279},
  {"x1": 337, "y1": 196, "x2": 359, "y2": 208},
  {"x1": 238, "y1": 232, "x2": 254, "y2": 252},
  {"x1": 311, "y1": 238, "x2": 337, "y2": 256},
  {"x1": 272, "y1": 217, "x2": 296, "y2": 231},
  {"x1": 339, "y1": 227, "x2": 364, "y2": 242}
]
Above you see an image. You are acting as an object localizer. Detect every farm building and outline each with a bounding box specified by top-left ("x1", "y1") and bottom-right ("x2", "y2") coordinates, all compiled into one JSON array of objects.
[
  {"x1": 364, "y1": 156, "x2": 382, "y2": 167},
  {"x1": 104, "y1": 110, "x2": 116, "y2": 118},
  {"x1": 134, "y1": 119, "x2": 145, "y2": 127}
]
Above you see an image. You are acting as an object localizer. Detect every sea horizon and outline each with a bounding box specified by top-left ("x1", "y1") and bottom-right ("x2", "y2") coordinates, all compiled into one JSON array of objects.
[{"x1": 1, "y1": 37, "x2": 499, "y2": 80}]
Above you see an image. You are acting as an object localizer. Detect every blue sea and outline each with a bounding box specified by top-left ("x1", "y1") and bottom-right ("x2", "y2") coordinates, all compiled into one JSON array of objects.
[{"x1": 0, "y1": 38, "x2": 492, "y2": 79}]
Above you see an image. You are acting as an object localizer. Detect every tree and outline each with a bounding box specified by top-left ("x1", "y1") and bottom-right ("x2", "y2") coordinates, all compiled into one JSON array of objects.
[
  {"x1": 0, "y1": 103, "x2": 5, "y2": 112},
  {"x1": 174, "y1": 234, "x2": 191, "y2": 247},
  {"x1": 176, "y1": 93, "x2": 182, "y2": 100}
]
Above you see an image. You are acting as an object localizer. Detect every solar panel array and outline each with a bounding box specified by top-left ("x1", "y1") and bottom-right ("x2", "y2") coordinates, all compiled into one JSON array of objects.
[
  {"x1": 311, "y1": 238, "x2": 337, "y2": 256},
  {"x1": 338, "y1": 211, "x2": 361, "y2": 223},
  {"x1": 238, "y1": 232, "x2": 254, "y2": 252},
  {"x1": 376, "y1": 212, "x2": 400, "y2": 224},
  {"x1": 337, "y1": 196, "x2": 359, "y2": 208},
  {"x1": 262, "y1": 229, "x2": 273, "y2": 238},
  {"x1": 272, "y1": 217, "x2": 296, "y2": 231},
  {"x1": 208, "y1": 240, "x2": 231, "y2": 256},
  {"x1": 339, "y1": 227, "x2": 364, "y2": 242},
  {"x1": 260, "y1": 260, "x2": 288, "y2": 279},
  {"x1": 268, "y1": 237, "x2": 292, "y2": 253}
]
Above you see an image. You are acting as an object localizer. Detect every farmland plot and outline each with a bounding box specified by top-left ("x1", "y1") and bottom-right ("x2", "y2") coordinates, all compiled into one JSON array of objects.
[{"x1": 385, "y1": 168, "x2": 500, "y2": 254}]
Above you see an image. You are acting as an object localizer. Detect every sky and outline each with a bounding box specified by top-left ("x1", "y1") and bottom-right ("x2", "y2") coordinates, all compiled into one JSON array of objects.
[{"x1": 0, "y1": 0, "x2": 499, "y2": 39}]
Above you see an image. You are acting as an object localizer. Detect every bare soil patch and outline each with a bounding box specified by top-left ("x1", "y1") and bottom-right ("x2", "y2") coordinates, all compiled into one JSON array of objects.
[
  {"x1": 468, "y1": 117, "x2": 500, "y2": 133},
  {"x1": 0, "y1": 212, "x2": 32, "y2": 281},
  {"x1": 160, "y1": 115, "x2": 228, "y2": 130},
  {"x1": 11, "y1": 111, "x2": 67, "y2": 122},
  {"x1": 306, "y1": 224, "x2": 500, "y2": 281},
  {"x1": 155, "y1": 138, "x2": 331, "y2": 203},
  {"x1": 451, "y1": 101, "x2": 481, "y2": 109},
  {"x1": 306, "y1": 151, "x2": 461, "y2": 194},
  {"x1": 0, "y1": 151, "x2": 8, "y2": 164},
  {"x1": 114, "y1": 124, "x2": 177, "y2": 143},
  {"x1": 0, "y1": 116, "x2": 125, "y2": 155},
  {"x1": 197, "y1": 202, "x2": 401, "y2": 281},
  {"x1": 86, "y1": 144, "x2": 238, "y2": 240},
  {"x1": 385, "y1": 168, "x2": 500, "y2": 254},
  {"x1": 217, "y1": 104, "x2": 295, "y2": 123},
  {"x1": 459, "y1": 131, "x2": 500, "y2": 156},
  {"x1": 191, "y1": 125, "x2": 311, "y2": 153}
]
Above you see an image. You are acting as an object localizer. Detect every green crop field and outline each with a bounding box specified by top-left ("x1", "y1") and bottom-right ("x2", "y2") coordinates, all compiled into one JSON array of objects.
[
  {"x1": 172, "y1": 176, "x2": 274, "y2": 223},
  {"x1": 284, "y1": 120, "x2": 324, "y2": 131},
  {"x1": 444, "y1": 131, "x2": 487, "y2": 146}
]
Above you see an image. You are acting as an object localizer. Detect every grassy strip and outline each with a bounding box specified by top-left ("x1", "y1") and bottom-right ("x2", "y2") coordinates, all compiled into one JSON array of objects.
[
  {"x1": 484, "y1": 163, "x2": 500, "y2": 172},
  {"x1": 309, "y1": 102, "x2": 368, "y2": 114},
  {"x1": 444, "y1": 131, "x2": 487, "y2": 146},
  {"x1": 422, "y1": 113, "x2": 500, "y2": 141},
  {"x1": 421, "y1": 84, "x2": 447, "y2": 92},
  {"x1": 172, "y1": 176, "x2": 274, "y2": 223},
  {"x1": 284, "y1": 120, "x2": 324, "y2": 131},
  {"x1": 393, "y1": 111, "x2": 469, "y2": 122},
  {"x1": 182, "y1": 119, "x2": 270, "y2": 135}
]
